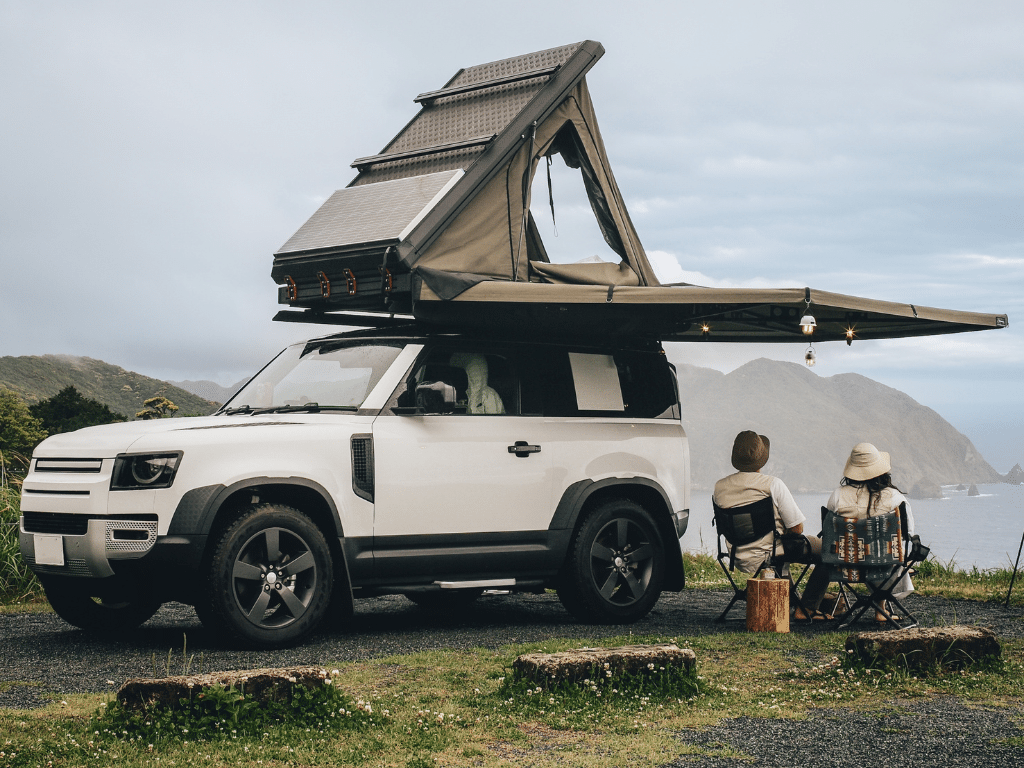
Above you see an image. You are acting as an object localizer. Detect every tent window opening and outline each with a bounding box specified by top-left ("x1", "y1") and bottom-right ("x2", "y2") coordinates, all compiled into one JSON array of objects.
[{"x1": 527, "y1": 130, "x2": 622, "y2": 268}]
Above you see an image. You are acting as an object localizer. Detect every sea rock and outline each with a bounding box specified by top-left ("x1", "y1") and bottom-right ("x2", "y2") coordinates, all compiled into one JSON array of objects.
[
  {"x1": 845, "y1": 626, "x2": 1000, "y2": 672},
  {"x1": 968, "y1": 483, "x2": 980, "y2": 496},
  {"x1": 907, "y1": 479, "x2": 944, "y2": 499},
  {"x1": 1004, "y1": 463, "x2": 1024, "y2": 485},
  {"x1": 512, "y1": 644, "x2": 695, "y2": 685},
  {"x1": 116, "y1": 666, "x2": 335, "y2": 711}
]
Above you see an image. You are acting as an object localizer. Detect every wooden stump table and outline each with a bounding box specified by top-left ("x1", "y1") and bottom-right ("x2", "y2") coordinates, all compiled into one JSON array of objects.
[{"x1": 746, "y1": 577, "x2": 790, "y2": 633}]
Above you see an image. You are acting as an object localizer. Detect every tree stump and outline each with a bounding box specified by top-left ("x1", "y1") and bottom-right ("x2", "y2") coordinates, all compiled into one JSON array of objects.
[
  {"x1": 116, "y1": 666, "x2": 336, "y2": 711},
  {"x1": 746, "y1": 577, "x2": 789, "y2": 633},
  {"x1": 846, "y1": 626, "x2": 1001, "y2": 672},
  {"x1": 512, "y1": 644, "x2": 696, "y2": 685}
]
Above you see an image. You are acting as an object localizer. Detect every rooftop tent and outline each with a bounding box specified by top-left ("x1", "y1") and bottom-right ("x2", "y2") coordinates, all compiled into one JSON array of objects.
[
  {"x1": 272, "y1": 40, "x2": 651, "y2": 310},
  {"x1": 272, "y1": 42, "x2": 1009, "y2": 343}
]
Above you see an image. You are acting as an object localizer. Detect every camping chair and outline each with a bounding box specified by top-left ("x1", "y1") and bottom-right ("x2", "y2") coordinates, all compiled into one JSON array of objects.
[
  {"x1": 821, "y1": 503, "x2": 929, "y2": 630},
  {"x1": 712, "y1": 497, "x2": 818, "y2": 622}
]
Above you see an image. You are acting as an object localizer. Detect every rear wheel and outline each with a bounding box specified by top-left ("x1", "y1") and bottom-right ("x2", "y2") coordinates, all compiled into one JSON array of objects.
[
  {"x1": 202, "y1": 504, "x2": 333, "y2": 648},
  {"x1": 558, "y1": 499, "x2": 665, "y2": 623},
  {"x1": 43, "y1": 578, "x2": 161, "y2": 634}
]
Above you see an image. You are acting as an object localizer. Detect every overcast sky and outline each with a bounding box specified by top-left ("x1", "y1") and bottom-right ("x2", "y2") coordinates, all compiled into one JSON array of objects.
[{"x1": 2, "y1": 1, "x2": 1021, "y2": 469}]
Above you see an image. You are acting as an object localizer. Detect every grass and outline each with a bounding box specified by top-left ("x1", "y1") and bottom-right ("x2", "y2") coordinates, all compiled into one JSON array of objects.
[
  {"x1": 1, "y1": 634, "x2": 1021, "y2": 768},
  {"x1": 0, "y1": 460, "x2": 43, "y2": 607}
]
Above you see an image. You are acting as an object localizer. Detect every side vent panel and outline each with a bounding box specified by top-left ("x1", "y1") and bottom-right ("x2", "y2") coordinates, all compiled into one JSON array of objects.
[{"x1": 351, "y1": 434, "x2": 375, "y2": 502}]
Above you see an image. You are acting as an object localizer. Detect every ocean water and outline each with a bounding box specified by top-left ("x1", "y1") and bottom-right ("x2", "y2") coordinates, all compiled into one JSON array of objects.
[{"x1": 685, "y1": 484, "x2": 1024, "y2": 572}]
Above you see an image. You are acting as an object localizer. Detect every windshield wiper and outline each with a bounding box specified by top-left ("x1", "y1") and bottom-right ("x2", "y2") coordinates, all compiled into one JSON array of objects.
[
  {"x1": 221, "y1": 405, "x2": 254, "y2": 415},
  {"x1": 248, "y1": 403, "x2": 359, "y2": 415}
]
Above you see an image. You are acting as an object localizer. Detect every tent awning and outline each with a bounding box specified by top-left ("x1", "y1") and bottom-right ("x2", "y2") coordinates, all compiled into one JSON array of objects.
[{"x1": 276, "y1": 281, "x2": 1007, "y2": 343}]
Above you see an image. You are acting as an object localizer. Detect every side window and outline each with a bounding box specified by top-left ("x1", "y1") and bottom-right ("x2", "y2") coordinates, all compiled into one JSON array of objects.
[
  {"x1": 521, "y1": 347, "x2": 679, "y2": 419},
  {"x1": 410, "y1": 345, "x2": 519, "y2": 415},
  {"x1": 614, "y1": 351, "x2": 680, "y2": 420}
]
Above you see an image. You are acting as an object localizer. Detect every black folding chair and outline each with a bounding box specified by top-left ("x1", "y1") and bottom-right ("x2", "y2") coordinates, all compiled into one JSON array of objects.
[
  {"x1": 821, "y1": 503, "x2": 929, "y2": 630},
  {"x1": 712, "y1": 497, "x2": 817, "y2": 622}
]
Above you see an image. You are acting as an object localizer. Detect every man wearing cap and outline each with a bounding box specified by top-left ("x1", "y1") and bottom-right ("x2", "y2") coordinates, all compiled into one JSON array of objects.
[{"x1": 713, "y1": 430, "x2": 831, "y2": 619}]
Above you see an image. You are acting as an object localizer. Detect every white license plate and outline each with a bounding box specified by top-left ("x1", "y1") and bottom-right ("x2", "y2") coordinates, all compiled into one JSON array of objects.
[{"x1": 34, "y1": 535, "x2": 65, "y2": 566}]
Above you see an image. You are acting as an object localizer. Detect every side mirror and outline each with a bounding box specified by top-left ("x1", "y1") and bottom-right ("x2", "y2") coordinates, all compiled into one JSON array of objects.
[{"x1": 415, "y1": 381, "x2": 457, "y2": 414}]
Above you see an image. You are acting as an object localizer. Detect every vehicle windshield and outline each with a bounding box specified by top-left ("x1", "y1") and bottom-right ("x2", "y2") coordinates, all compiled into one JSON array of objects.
[{"x1": 223, "y1": 342, "x2": 404, "y2": 412}]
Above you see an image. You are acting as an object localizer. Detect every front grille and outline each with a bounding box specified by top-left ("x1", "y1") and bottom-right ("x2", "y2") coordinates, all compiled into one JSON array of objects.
[
  {"x1": 34, "y1": 458, "x2": 103, "y2": 473},
  {"x1": 25, "y1": 556, "x2": 92, "y2": 577},
  {"x1": 23, "y1": 512, "x2": 89, "y2": 536},
  {"x1": 22, "y1": 512, "x2": 158, "y2": 537},
  {"x1": 351, "y1": 434, "x2": 374, "y2": 502}
]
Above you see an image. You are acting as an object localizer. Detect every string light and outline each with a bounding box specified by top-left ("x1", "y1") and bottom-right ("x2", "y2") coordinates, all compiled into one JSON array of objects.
[{"x1": 800, "y1": 298, "x2": 816, "y2": 336}]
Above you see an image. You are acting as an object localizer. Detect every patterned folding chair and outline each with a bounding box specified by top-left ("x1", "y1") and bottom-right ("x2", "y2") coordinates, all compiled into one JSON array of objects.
[
  {"x1": 820, "y1": 503, "x2": 930, "y2": 630},
  {"x1": 712, "y1": 497, "x2": 817, "y2": 622}
]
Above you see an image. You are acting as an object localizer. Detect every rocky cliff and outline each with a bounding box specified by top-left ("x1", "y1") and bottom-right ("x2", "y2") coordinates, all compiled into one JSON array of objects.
[{"x1": 674, "y1": 357, "x2": 1001, "y2": 493}]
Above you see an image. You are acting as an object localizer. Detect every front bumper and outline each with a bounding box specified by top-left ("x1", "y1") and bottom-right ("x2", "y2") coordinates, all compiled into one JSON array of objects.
[{"x1": 20, "y1": 515, "x2": 158, "y2": 578}]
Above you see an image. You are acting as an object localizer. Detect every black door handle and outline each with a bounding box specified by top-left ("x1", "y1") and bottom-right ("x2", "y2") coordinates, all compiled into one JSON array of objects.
[{"x1": 508, "y1": 441, "x2": 541, "y2": 458}]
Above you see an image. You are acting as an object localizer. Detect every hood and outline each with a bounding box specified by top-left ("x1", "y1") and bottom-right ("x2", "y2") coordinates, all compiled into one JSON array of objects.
[{"x1": 30, "y1": 414, "x2": 335, "y2": 459}]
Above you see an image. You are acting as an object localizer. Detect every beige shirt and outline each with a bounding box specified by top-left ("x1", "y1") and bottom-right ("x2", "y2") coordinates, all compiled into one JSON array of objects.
[{"x1": 713, "y1": 472, "x2": 806, "y2": 573}]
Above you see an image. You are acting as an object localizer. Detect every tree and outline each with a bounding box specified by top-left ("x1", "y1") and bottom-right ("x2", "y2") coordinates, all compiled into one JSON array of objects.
[
  {"x1": 0, "y1": 387, "x2": 48, "y2": 471},
  {"x1": 136, "y1": 396, "x2": 179, "y2": 420},
  {"x1": 29, "y1": 386, "x2": 127, "y2": 435}
]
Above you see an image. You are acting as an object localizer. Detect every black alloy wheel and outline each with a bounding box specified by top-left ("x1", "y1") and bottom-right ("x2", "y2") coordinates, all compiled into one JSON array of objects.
[
  {"x1": 203, "y1": 504, "x2": 333, "y2": 648},
  {"x1": 558, "y1": 498, "x2": 665, "y2": 623}
]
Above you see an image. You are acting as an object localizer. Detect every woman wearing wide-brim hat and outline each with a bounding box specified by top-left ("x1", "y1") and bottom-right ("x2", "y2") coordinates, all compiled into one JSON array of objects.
[{"x1": 825, "y1": 442, "x2": 917, "y2": 620}]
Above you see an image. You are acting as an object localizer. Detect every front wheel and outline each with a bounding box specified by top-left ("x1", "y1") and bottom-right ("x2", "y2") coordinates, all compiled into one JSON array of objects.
[
  {"x1": 558, "y1": 499, "x2": 665, "y2": 623},
  {"x1": 43, "y1": 578, "x2": 162, "y2": 634},
  {"x1": 202, "y1": 504, "x2": 333, "y2": 648}
]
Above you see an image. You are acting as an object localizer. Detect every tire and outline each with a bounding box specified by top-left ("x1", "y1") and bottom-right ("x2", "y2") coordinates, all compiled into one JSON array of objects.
[
  {"x1": 557, "y1": 499, "x2": 665, "y2": 623},
  {"x1": 405, "y1": 589, "x2": 484, "y2": 610},
  {"x1": 43, "y1": 578, "x2": 162, "y2": 634},
  {"x1": 202, "y1": 504, "x2": 333, "y2": 648}
]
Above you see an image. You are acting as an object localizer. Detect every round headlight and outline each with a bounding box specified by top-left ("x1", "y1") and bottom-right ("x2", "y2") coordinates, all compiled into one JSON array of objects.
[{"x1": 131, "y1": 457, "x2": 167, "y2": 486}]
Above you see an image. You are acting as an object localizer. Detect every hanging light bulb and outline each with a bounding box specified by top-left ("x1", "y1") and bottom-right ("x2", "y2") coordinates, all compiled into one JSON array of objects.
[
  {"x1": 800, "y1": 297, "x2": 816, "y2": 335},
  {"x1": 845, "y1": 327, "x2": 855, "y2": 346},
  {"x1": 804, "y1": 344, "x2": 816, "y2": 367},
  {"x1": 701, "y1": 323, "x2": 711, "y2": 337}
]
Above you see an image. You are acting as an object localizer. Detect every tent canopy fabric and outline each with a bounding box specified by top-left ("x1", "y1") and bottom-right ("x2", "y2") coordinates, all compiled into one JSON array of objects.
[{"x1": 271, "y1": 41, "x2": 1009, "y2": 343}]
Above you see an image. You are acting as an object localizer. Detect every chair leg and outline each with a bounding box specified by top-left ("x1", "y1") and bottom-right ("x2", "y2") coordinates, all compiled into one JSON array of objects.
[{"x1": 715, "y1": 589, "x2": 746, "y2": 623}]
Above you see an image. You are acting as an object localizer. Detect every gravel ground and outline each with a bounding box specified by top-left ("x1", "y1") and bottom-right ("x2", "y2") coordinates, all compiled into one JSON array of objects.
[
  {"x1": 3, "y1": 590, "x2": 1024, "y2": 767},
  {"x1": 669, "y1": 696, "x2": 1024, "y2": 767},
  {"x1": 1, "y1": 588, "x2": 1021, "y2": 711}
]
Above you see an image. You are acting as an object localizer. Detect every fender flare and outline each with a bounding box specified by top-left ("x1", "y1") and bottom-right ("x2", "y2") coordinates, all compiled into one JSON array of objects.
[{"x1": 168, "y1": 477, "x2": 344, "y2": 538}]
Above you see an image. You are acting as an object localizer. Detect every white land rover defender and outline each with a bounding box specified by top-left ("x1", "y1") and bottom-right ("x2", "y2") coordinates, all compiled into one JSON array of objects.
[{"x1": 20, "y1": 327, "x2": 690, "y2": 647}]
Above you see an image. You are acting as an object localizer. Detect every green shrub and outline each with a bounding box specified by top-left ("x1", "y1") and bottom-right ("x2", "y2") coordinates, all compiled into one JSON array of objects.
[{"x1": 0, "y1": 466, "x2": 42, "y2": 603}]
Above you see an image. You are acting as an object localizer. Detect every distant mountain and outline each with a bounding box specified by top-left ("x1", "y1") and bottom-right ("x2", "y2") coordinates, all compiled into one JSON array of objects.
[
  {"x1": 167, "y1": 378, "x2": 247, "y2": 406},
  {"x1": 671, "y1": 357, "x2": 1001, "y2": 493},
  {"x1": 0, "y1": 355, "x2": 219, "y2": 418}
]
